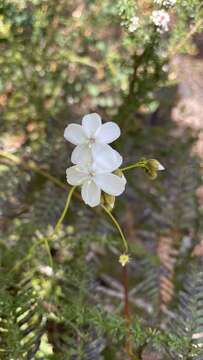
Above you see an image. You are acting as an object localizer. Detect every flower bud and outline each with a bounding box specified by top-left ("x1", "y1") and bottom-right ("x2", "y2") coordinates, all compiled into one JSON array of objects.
[
  {"x1": 145, "y1": 159, "x2": 165, "y2": 179},
  {"x1": 114, "y1": 169, "x2": 124, "y2": 177},
  {"x1": 102, "y1": 193, "x2": 115, "y2": 211},
  {"x1": 119, "y1": 254, "x2": 130, "y2": 267}
]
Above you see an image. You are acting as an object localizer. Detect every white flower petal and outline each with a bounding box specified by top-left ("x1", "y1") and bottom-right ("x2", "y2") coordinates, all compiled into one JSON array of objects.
[
  {"x1": 92, "y1": 143, "x2": 122, "y2": 173},
  {"x1": 71, "y1": 144, "x2": 92, "y2": 165},
  {"x1": 66, "y1": 165, "x2": 88, "y2": 186},
  {"x1": 82, "y1": 113, "x2": 102, "y2": 138},
  {"x1": 81, "y1": 180, "x2": 101, "y2": 207},
  {"x1": 64, "y1": 124, "x2": 86, "y2": 145},
  {"x1": 95, "y1": 122, "x2": 121, "y2": 144},
  {"x1": 95, "y1": 173, "x2": 126, "y2": 196}
]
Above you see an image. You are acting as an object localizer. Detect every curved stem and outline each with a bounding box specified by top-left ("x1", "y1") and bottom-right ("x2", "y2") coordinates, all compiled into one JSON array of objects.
[
  {"x1": 10, "y1": 241, "x2": 40, "y2": 273},
  {"x1": 41, "y1": 186, "x2": 76, "y2": 268},
  {"x1": 121, "y1": 160, "x2": 146, "y2": 173},
  {"x1": 39, "y1": 186, "x2": 77, "y2": 268},
  {"x1": 55, "y1": 186, "x2": 76, "y2": 232},
  {"x1": 10, "y1": 186, "x2": 76, "y2": 273},
  {"x1": 101, "y1": 205, "x2": 128, "y2": 253},
  {"x1": 44, "y1": 236, "x2": 53, "y2": 269}
]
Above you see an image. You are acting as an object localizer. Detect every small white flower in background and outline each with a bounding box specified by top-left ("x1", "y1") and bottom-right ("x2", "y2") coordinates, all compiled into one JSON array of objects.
[
  {"x1": 39, "y1": 265, "x2": 53, "y2": 277},
  {"x1": 151, "y1": 10, "x2": 170, "y2": 33},
  {"x1": 64, "y1": 113, "x2": 121, "y2": 165},
  {"x1": 153, "y1": 0, "x2": 176, "y2": 6},
  {"x1": 66, "y1": 157, "x2": 126, "y2": 207},
  {"x1": 153, "y1": 0, "x2": 162, "y2": 4},
  {"x1": 163, "y1": 0, "x2": 176, "y2": 6},
  {"x1": 128, "y1": 16, "x2": 139, "y2": 33}
]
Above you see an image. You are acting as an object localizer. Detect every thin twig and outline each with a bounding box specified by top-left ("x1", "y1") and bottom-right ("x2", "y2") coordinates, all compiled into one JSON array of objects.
[
  {"x1": 0, "y1": 150, "x2": 81, "y2": 200},
  {"x1": 0, "y1": 150, "x2": 68, "y2": 190},
  {"x1": 169, "y1": 19, "x2": 203, "y2": 59}
]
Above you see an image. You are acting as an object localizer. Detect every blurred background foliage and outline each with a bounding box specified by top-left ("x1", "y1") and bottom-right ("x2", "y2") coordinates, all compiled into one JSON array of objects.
[{"x1": 0, "y1": 0, "x2": 203, "y2": 359}]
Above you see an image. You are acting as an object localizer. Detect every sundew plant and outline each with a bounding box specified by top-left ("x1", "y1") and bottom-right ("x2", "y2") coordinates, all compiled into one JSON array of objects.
[{"x1": 0, "y1": 0, "x2": 203, "y2": 359}]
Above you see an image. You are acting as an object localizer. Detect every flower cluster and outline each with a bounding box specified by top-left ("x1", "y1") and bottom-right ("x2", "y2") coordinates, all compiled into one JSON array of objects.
[
  {"x1": 151, "y1": 9, "x2": 170, "y2": 33},
  {"x1": 163, "y1": 0, "x2": 176, "y2": 6},
  {"x1": 64, "y1": 113, "x2": 126, "y2": 207},
  {"x1": 128, "y1": 16, "x2": 139, "y2": 32},
  {"x1": 154, "y1": 0, "x2": 176, "y2": 7}
]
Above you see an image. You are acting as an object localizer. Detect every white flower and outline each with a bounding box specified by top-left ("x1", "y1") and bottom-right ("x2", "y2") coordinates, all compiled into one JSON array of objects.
[
  {"x1": 39, "y1": 265, "x2": 53, "y2": 277},
  {"x1": 128, "y1": 16, "x2": 139, "y2": 32},
  {"x1": 66, "y1": 155, "x2": 126, "y2": 207},
  {"x1": 151, "y1": 10, "x2": 170, "y2": 33},
  {"x1": 64, "y1": 113, "x2": 121, "y2": 166}
]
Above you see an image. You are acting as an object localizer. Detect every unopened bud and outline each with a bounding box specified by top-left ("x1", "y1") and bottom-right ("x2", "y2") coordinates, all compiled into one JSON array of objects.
[
  {"x1": 145, "y1": 159, "x2": 165, "y2": 179},
  {"x1": 114, "y1": 169, "x2": 124, "y2": 177},
  {"x1": 119, "y1": 254, "x2": 130, "y2": 267},
  {"x1": 103, "y1": 193, "x2": 115, "y2": 211}
]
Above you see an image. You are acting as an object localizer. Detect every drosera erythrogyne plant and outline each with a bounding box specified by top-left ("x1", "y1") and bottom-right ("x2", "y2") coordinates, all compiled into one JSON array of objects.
[
  {"x1": 63, "y1": 112, "x2": 165, "y2": 265},
  {"x1": 10, "y1": 112, "x2": 165, "y2": 358},
  {"x1": 64, "y1": 112, "x2": 165, "y2": 358}
]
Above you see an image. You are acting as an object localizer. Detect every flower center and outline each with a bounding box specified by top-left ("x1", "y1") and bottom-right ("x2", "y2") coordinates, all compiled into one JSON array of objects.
[
  {"x1": 88, "y1": 138, "x2": 95, "y2": 148},
  {"x1": 89, "y1": 171, "x2": 96, "y2": 178}
]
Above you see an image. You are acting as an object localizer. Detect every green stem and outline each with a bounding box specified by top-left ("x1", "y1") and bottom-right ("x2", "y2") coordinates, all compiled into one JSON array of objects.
[
  {"x1": 44, "y1": 236, "x2": 53, "y2": 269},
  {"x1": 121, "y1": 161, "x2": 146, "y2": 173},
  {"x1": 10, "y1": 241, "x2": 40, "y2": 273},
  {"x1": 42, "y1": 186, "x2": 76, "y2": 268},
  {"x1": 10, "y1": 186, "x2": 76, "y2": 273},
  {"x1": 55, "y1": 186, "x2": 76, "y2": 232},
  {"x1": 102, "y1": 205, "x2": 128, "y2": 253}
]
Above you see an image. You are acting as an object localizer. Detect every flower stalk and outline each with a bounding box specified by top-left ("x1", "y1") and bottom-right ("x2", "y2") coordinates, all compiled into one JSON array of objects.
[
  {"x1": 121, "y1": 159, "x2": 165, "y2": 180},
  {"x1": 121, "y1": 160, "x2": 147, "y2": 172},
  {"x1": 101, "y1": 204, "x2": 128, "y2": 253},
  {"x1": 55, "y1": 186, "x2": 76, "y2": 232},
  {"x1": 123, "y1": 265, "x2": 139, "y2": 360},
  {"x1": 41, "y1": 186, "x2": 77, "y2": 269},
  {"x1": 101, "y1": 205, "x2": 137, "y2": 357},
  {"x1": 123, "y1": 265, "x2": 132, "y2": 357}
]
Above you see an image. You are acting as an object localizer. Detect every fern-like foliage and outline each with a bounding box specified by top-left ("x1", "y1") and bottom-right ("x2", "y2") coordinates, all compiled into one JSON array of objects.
[
  {"x1": 167, "y1": 262, "x2": 203, "y2": 360},
  {"x1": 121, "y1": 122, "x2": 202, "y2": 324},
  {"x1": 0, "y1": 275, "x2": 45, "y2": 359}
]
